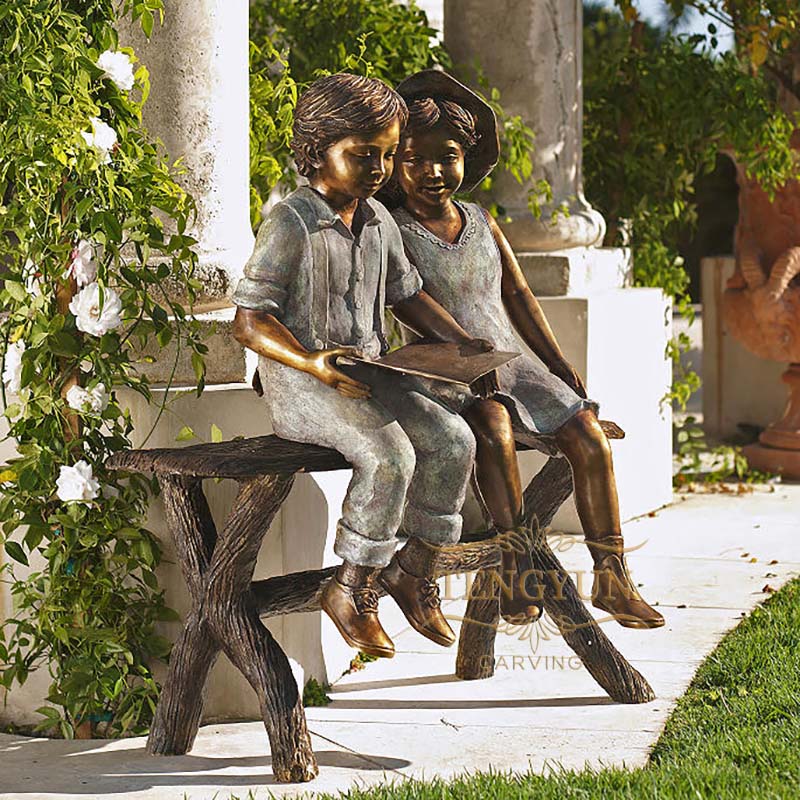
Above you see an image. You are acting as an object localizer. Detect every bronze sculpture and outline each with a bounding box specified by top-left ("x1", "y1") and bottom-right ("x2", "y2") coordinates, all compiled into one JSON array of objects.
[
  {"x1": 232, "y1": 73, "x2": 497, "y2": 657},
  {"x1": 385, "y1": 70, "x2": 663, "y2": 629}
]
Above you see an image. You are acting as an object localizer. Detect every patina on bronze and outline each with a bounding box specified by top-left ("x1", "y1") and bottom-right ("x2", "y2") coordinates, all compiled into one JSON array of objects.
[
  {"x1": 233, "y1": 73, "x2": 495, "y2": 660},
  {"x1": 390, "y1": 69, "x2": 663, "y2": 630}
]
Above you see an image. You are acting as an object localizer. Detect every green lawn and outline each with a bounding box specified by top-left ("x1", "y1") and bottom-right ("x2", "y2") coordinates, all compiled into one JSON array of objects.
[{"x1": 308, "y1": 577, "x2": 800, "y2": 800}]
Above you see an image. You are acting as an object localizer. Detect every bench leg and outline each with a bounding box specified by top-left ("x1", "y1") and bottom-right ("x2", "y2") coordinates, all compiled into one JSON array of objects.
[
  {"x1": 456, "y1": 457, "x2": 573, "y2": 680},
  {"x1": 454, "y1": 457, "x2": 654, "y2": 703},
  {"x1": 205, "y1": 476, "x2": 317, "y2": 783},
  {"x1": 148, "y1": 476, "x2": 219, "y2": 756},
  {"x1": 455, "y1": 570, "x2": 500, "y2": 680},
  {"x1": 150, "y1": 473, "x2": 319, "y2": 783},
  {"x1": 147, "y1": 615, "x2": 219, "y2": 755}
]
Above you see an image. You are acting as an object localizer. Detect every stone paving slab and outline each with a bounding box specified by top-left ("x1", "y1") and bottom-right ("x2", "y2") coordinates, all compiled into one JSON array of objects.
[{"x1": 1, "y1": 485, "x2": 798, "y2": 800}]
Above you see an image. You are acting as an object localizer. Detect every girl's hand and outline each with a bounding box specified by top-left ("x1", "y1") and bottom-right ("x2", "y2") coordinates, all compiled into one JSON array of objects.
[
  {"x1": 470, "y1": 369, "x2": 499, "y2": 399},
  {"x1": 304, "y1": 347, "x2": 372, "y2": 399},
  {"x1": 550, "y1": 359, "x2": 587, "y2": 399}
]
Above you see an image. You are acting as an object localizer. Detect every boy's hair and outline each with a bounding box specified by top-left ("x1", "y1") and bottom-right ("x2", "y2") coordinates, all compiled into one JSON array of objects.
[
  {"x1": 291, "y1": 73, "x2": 408, "y2": 177},
  {"x1": 406, "y1": 97, "x2": 480, "y2": 150}
]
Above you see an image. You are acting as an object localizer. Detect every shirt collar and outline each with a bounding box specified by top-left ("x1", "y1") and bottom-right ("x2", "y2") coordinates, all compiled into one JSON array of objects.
[{"x1": 298, "y1": 186, "x2": 382, "y2": 232}]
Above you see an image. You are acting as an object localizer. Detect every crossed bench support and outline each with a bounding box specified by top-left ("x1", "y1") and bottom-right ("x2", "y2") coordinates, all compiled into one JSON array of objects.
[{"x1": 108, "y1": 434, "x2": 654, "y2": 784}]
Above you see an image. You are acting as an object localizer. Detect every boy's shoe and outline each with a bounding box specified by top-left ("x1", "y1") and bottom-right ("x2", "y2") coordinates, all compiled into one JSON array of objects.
[
  {"x1": 378, "y1": 537, "x2": 456, "y2": 647},
  {"x1": 321, "y1": 562, "x2": 395, "y2": 658},
  {"x1": 587, "y1": 535, "x2": 664, "y2": 629}
]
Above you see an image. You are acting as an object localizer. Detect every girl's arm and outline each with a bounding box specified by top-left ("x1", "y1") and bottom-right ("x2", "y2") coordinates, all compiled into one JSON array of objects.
[{"x1": 485, "y1": 210, "x2": 587, "y2": 398}]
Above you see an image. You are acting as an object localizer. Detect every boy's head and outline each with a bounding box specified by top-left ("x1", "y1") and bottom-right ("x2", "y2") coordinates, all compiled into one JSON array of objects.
[{"x1": 291, "y1": 73, "x2": 408, "y2": 199}]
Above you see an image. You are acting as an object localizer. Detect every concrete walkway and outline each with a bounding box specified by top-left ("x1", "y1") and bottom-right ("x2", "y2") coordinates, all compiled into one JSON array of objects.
[{"x1": 2, "y1": 484, "x2": 798, "y2": 800}]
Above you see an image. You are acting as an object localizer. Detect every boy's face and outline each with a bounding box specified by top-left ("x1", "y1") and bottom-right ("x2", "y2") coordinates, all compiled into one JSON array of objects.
[
  {"x1": 396, "y1": 126, "x2": 465, "y2": 212},
  {"x1": 314, "y1": 119, "x2": 401, "y2": 202}
]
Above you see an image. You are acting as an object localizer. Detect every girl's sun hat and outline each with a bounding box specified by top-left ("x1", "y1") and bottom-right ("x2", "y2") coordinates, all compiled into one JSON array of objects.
[{"x1": 395, "y1": 68, "x2": 500, "y2": 192}]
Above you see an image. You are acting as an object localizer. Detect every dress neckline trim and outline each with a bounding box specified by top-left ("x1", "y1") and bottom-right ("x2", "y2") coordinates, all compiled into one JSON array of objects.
[{"x1": 397, "y1": 201, "x2": 477, "y2": 250}]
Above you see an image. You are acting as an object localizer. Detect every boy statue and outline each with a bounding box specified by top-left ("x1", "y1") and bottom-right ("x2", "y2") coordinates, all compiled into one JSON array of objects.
[{"x1": 232, "y1": 73, "x2": 488, "y2": 658}]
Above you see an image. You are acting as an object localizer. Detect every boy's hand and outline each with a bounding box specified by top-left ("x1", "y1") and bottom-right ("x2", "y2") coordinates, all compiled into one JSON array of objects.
[{"x1": 304, "y1": 347, "x2": 372, "y2": 399}]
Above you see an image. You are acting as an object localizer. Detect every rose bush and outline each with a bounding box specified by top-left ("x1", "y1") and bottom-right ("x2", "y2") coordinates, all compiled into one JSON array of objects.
[{"x1": 0, "y1": 0, "x2": 207, "y2": 738}]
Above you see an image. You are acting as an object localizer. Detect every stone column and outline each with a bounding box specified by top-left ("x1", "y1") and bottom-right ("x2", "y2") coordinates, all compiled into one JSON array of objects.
[
  {"x1": 444, "y1": 0, "x2": 605, "y2": 254},
  {"x1": 120, "y1": 1, "x2": 253, "y2": 307}
]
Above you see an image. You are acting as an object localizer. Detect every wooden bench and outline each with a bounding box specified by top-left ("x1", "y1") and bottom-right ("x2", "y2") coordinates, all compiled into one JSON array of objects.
[{"x1": 108, "y1": 435, "x2": 654, "y2": 783}]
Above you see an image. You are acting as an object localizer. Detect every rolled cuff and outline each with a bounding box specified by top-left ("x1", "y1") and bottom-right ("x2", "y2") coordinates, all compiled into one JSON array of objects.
[
  {"x1": 403, "y1": 504, "x2": 462, "y2": 546},
  {"x1": 231, "y1": 276, "x2": 285, "y2": 315},
  {"x1": 385, "y1": 268, "x2": 423, "y2": 306},
  {"x1": 334, "y1": 521, "x2": 398, "y2": 568}
]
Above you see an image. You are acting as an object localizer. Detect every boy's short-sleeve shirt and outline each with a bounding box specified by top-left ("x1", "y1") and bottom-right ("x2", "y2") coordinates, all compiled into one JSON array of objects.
[{"x1": 233, "y1": 187, "x2": 422, "y2": 356}]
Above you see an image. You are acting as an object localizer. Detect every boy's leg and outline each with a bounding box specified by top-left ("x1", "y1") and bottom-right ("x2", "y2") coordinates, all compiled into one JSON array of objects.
[
  {"x1": 265, "y1": 362, "x2": 416, "y2": 565},
  {"x1": 263, "y1": 362, "x2": 417, "y2": 655},
  {"x1": 345, "y1": 365, "x2": 477, "y2": 646}
]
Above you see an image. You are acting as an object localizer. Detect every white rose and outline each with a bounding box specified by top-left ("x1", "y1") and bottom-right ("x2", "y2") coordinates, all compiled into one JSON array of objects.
[
  {"x1": 81, "y1": 117, "x2": 117, "y2": 164},
  {"x1": 65, "y1": 384, "x2": 90, "y2": 412},
  {"x1": 2, "y1": 340, "x2": 25, "y2": 394},
  {"x1": 23, "y1": 258, "x2": 41, "y2": 296},
  {"x1": 88, "y1": 383, "x2": 110, "y2": 413},
  {"x1": 66, "y1": 240, "x2": 98, "y2": 287},
  {"x1": 65, "y1": 383, "x2": 108, "y2": 414},
  {"x1": 69, "y1": 282, "x2": 122, "y2": 336},
  {"x1": 56, "y1": 460, "x2": 100, "y2": 505},
  {"x1": 96, "y1": 50, "x2": 135, "y2": 92}
]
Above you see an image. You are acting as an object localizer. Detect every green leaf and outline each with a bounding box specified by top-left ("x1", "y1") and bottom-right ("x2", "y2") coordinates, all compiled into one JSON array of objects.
[
  {"x1": 141, "y1": 9, "x2": 154, "y2": 37},
  {"x1": 191, "y1": 352, "x2": 204, "y2": 384},
  {"x1": 210, "y1": 423, "x2": 223, "y2": 443},
  {"x1": 4, "y1": 541, "x2": 29, "y2": 566},
  {"x1": 4, "y1": 281, "x2": 27, "y2": 302},
  {"x1": 175, "y1": 426, "x2": 195, "y2": 442},
  {"x1": 48, "y1": 332, "x2": 81, "y2": 357}
]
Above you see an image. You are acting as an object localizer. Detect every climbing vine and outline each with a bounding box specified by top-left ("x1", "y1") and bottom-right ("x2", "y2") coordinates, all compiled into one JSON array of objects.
[
  {"x1": 0, "y1": 0, "x2": 206, "y2": 737},
  {"x1": 583, "y1": 2, "x2": 799, "y2": 411}
]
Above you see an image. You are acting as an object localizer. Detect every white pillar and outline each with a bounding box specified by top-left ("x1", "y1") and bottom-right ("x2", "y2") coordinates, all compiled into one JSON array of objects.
[
  {"x1": 444, "y1": 0, "x2": 605, "y2": 252},
  {"x1": 120, "y1": 1, "x2": 253, "y2": 307}
]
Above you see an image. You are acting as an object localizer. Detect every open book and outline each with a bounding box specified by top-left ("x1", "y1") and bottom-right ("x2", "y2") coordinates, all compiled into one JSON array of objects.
[{"x1": 339, "y1": 341, "x2": 519, "y2": 387}]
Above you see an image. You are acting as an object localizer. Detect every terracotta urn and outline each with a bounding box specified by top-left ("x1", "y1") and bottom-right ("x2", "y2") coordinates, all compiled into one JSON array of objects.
[{"x1": 723, "y1": 143, "x2": 800, "y2": 478}]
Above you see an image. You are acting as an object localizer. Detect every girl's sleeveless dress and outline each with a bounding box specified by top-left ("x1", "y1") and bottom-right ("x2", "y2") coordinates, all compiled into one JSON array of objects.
[{"x1": 391, "y1": 201, "x2": 598, "y2": 454}]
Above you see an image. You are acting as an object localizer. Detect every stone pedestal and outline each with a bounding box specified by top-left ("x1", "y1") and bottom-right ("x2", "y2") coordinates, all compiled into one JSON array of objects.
[
  {"x1": 702, "y1": 256, "x2": 788, "y2": 439},
  {"x1": 520, "y1": 247, "x2": 632, "y2": 297},
  {"x1": 470, "y1": 289, "x2": 673, "y2": 535},
  {"x1": 119, "y1": 1, "x2": 253, "y2": 306},
  {"x1": 741, "y1": 364, "x2": 800, "y2": 479}
]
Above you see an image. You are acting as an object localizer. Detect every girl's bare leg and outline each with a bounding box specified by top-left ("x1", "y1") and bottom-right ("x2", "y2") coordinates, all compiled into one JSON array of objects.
[
  {"x1": 463, "y1": 399, "x2": 539, "y2": 623},
  {"x1": 555, "y1": 409, "x2": 664, "y2": 629}
]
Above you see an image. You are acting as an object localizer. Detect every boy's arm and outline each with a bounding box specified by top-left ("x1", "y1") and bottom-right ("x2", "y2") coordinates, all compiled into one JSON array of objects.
[
  {"x1": 391, "y1": 290, "x2": 498, "y2": 398},
  {"x1": 486, "y1": 210, "x2": 587, "y2": 398},
  {"x1": 233, "y1": 307, "x2": 371, "y2": 399},
  {"x1": 392, "y1": 289, "x2": 474, "y2": 345}
]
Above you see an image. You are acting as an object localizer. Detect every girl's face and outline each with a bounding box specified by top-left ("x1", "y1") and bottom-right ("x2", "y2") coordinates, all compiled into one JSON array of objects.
[
  {"x1": 396, "y1": 125, "x2": 465, "y2": 212},
  {"x1": 313, "y1": 119, "x2": 401, "y2": 203}
]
